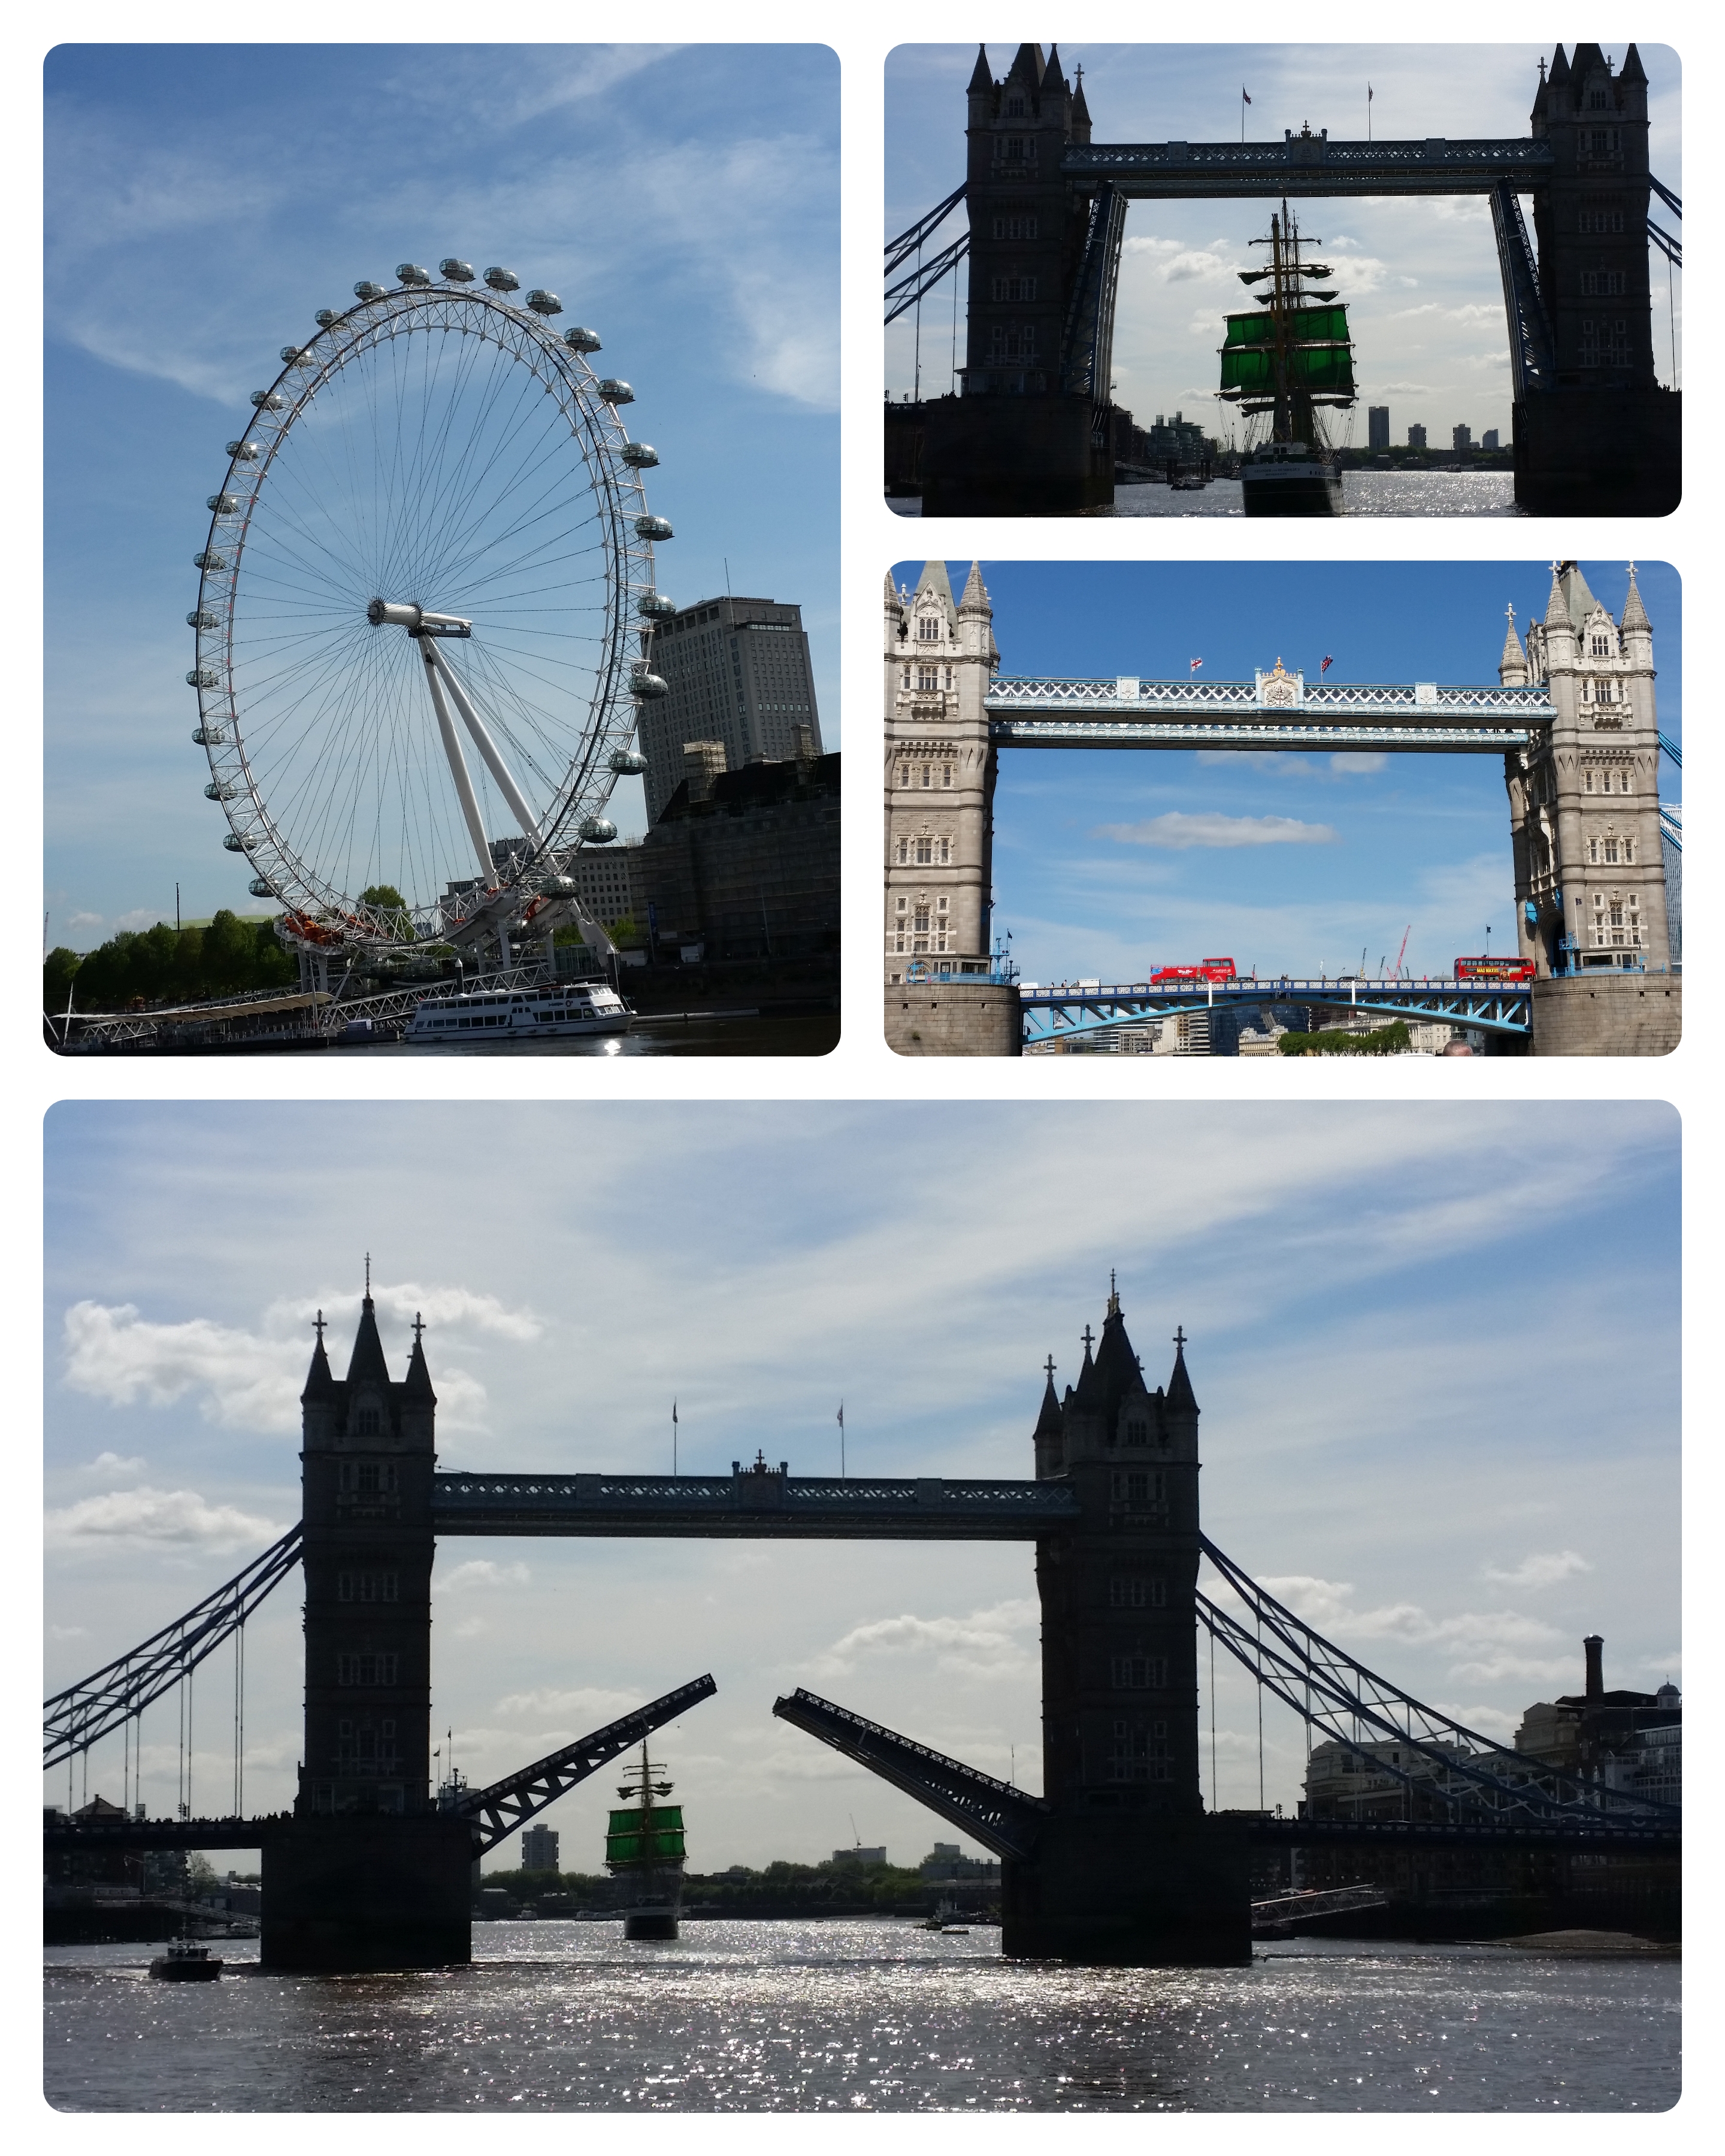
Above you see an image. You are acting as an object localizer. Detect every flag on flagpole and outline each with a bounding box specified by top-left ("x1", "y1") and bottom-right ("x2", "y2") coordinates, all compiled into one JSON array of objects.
[
  {"x1": 1321, "y1": 655, "x2": 1333, "y2": 674},
  {"x1": 1190, "y1": 657, "x2": 1203, "y2": 672},
  {"x1": 1242, "y1": 88, "x2": 1252, "y2": 102},
  {"x1": 837, "y1": 1401, "x2": 845, "y2": 1477},
  {"x1": 672, "y1": 1397, "x2": 678, "y2": 1474}
]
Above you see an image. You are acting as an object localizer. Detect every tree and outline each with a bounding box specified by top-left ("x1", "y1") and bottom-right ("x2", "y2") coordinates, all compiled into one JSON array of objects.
[{"x1": 43, "y1": 947, "x2": 81, "y2": 1012}]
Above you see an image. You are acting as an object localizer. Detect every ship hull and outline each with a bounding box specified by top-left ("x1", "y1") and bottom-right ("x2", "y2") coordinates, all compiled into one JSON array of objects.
[
  {"x1": 619, "y1": 1861, "x2": 685, "y2": 1942},
  {"x1": 1240, "y1": 457, "x2": 1343, "y2": 517}
]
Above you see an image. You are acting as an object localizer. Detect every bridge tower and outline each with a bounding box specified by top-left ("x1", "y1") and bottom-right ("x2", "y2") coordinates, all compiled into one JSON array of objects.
[
  {"x1": 921, "y1": 45, "x2": 1114, "y2": 514},
  {"x1": 263, "y1": 1291, "x2": 471, "y2": 1970},
  {"x1": 1502, "y1": 563, "x2": 1671, "y2": 980},
  {"x1": 883, "y1": 561, "x2": 997, "y2": 979},
  {"x1": 1011, "y1": 1293, "x2": 1250, "y2": 1963},
  {"x1": 1520, "y1": 44, "x2": 1679, "y2": 514}
]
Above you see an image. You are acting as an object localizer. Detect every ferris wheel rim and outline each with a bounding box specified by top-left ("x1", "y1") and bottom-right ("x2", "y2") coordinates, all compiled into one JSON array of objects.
[{"x1": 188, "y1": 275, "x2": 667, "y2": 949}]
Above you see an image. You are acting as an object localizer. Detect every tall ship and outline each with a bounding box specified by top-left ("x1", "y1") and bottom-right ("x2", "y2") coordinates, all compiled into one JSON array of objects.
[
  {"x1": 1218, "y1": 196, "x2": 1356, "y2": 516},
  {"x1": 604, "y1": 1742, "x2": 688, "y2": 1941}
]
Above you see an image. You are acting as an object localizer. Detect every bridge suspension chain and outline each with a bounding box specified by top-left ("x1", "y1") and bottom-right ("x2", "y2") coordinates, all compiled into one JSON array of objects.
[
  {"x1": 1198, "y1": 1535, "x2": 1676, "y2": 1830},
  {"x1": 44, "y1": 1524, "x2": 302, "y2": 1771}
]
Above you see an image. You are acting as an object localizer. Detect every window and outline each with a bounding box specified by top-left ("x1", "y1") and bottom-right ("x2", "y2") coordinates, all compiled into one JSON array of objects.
[
  {"x1": 992, "y1": 215, "x2": 1039, "y2": 241},
  {"x1": 990, "y1": 275, "x2": 1038, "y2": 302},
  {"x1": 988, "y1": 325, "x2": 1038, "y2": 361},
  {"x1": 1110, "y1": 1577, "x2": 1155, "y2": 1609},
  {"x1": 920, "y1": 764, "x2": 932, "y2": 789},
  {"x1": 937, "y1": 896, "x2": 949, "y2": 913},
  {"x1": 1006, "y1": 95, "x2": 1025, "y2": 117},
  {"x1": 1581, "y1": 270, "x2": 1626, "y2": 297},
  {"x1": 896, "y1": 897, "x2": 907, "y2": 913},
  {"x1": 1107, "y1": 1718, "x2": 1172, "y2": 1782},
  {"x1": 1590, "y1": 632, "x2": 1614, "y2": 656},
  {"x1": 1110, "y1": 1469, "x2": 1166, "y2": 1506},
  {"x1": 917, "y1": 667, "x2": 939, "y2": 692},
  {"x1": 937, "y1": 837, "x2": 951, "y2": 864},
  {"x1": 1588, "y1": 89, "x2": 1608, "y2": 110},
  {"x1": 915, "y1": 837, "x2": 933, "y2": 865},
  {"x1": 1580, "y1": 318, "x2": 1600, "y2": 367},
  {"x1": 1579, "y1": 201, "x2": 1625, "y2": 235},
  {"x1": 1003, "y1": 135, "x2": 1035, "y2": 162},
  {"x1": 1607, "y1": 319, "x2": 1630, "y2": 363},
  {"x1": 1125, "y1": 1418, "x2": 1148, "y2": 1446},
  {"x1": 338, "y1": 1571, "x2": 400, "y2": 1604},
  {"x1": 913, "y1": 906, "x2": 930, "y2": 932},
  {"x1": 336, "y1": 1652, "x2": 400, "y2": 1686},
  {"x1": 895, "y1": 837, "x2": 909, "y2": 864},
  {"x1": 354, "y1": 1406, "x2": 381, "y2": 1436},
  {"x1": 1109, "y1": 1656, "x2": 1170, "y2": 1690},
  {"x1": 916, "y1": 617, "x2": 940, "y2": 641}
]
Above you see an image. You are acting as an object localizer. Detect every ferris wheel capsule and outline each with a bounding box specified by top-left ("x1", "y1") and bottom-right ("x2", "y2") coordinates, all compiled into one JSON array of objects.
[
  {"x1": 188, "y1": 610, "x2": 219, "y2": 629},
  {"x1": 622, "y1": 442, "x2": 658, "y2": 468},
  {"x1": 440, "y1": 259, "x2": 475, "y2": 283},
  {"x1": 222, "y1": 833, "x2": 248, "y2": 852},
  {"x1": 637, "y1": 592, "x2": 675, "y2": 619},
  {"x1": 483, "y1": 266, "x2": 519, "y2": 292},
  {"x1": 314, "y1": 309, "x2": 338, "y2": 328},
  {"x1": 635, "y1": 514, "x2": 673, "y2": 540},
  {"x1": 251, "y1": 390, "x2": 286, "y2": 411},
  {"x1": 579, "y1": 817, "x2": 619, "y2": 843},
  {"x1": 597, "y1": 378, "x2": 634, "y2": 404},
  {"x1": 526, "y1": 289, "x2": 562, "y2": 315},
  {"x1": 207, "y1": 493, "x2": 239, "y2": 514},
  {"x1": 194, "y1": 550, "x2": 228, "y2": 571},
  {"x1": 397, "y1": 263, "x2": 432, "y2": 287},
  {"x1": 204, "y1": 779, "x2": 235, "y2": 800},
  {"x1": 226, "y1": 440, "x2": 261, "y2": 460},
  {"x1": 247, "y1": 877, "x2": 276, "y2": 898},
  {"x1": 609, "y1": 747, "x2": 649, "y2": 774},
  {"x1": 193, "y1": 726, "x2": 226, "y2": 745},
  {"x1": 564, "y1": 327, "x2": 601, "y2": 353},
  {"x1": 353, "y1": 281, "x2": 386, "y2": 301},
  {"x1": 188, "y1": 668, "x2": 220, "y2": 688},
  {"x1": 631, "y1": 666, "x2": 668, "y2": 699}
]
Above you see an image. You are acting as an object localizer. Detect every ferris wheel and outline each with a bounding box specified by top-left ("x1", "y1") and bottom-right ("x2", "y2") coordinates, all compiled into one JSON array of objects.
[{"x1": 187, "y1": 259, "x2": 674, "y2": 958}]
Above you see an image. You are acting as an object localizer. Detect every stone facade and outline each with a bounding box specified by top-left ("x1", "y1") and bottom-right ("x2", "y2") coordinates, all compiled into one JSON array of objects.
[
  {"x1": 1531, "y1": 974, "x2": 1681, "y2": 1056},
  {"x1": 1500, "y1": 562, "x2": 1673, "y2": 978},
  {"x1": 883, "y1": 562, "x2": 999, "y2": 982},
  {"x1": 637, "y1": 751, "x2": 839, "y2": 961},
  {"x1": 886, "y1": 980, "x2": 1021, "y2": 1057},
  {"x1": 638, "y1": 596, "x2": 824, "y2": 825}
]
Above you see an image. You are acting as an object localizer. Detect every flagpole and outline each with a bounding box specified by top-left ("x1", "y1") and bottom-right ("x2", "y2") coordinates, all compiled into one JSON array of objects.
[
  {"x1": 838, "y1": 1402, "x2": 845, "y2": 1479},
  {"x1": 672, "y1": 1399, "x2": 677, "y2": 1477}
]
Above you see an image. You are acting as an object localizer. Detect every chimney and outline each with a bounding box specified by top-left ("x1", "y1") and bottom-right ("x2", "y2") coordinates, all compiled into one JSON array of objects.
[
  {"x1": 682, "y1": 739, "x2": 727, "y2": 804},
  {"x1": 1583, "y1": 1634, "x2": 1605, "y2": 1703}
]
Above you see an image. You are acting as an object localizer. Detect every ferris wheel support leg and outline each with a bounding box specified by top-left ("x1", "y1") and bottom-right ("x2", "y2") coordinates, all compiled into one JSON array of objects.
[
  {"x1": 419, "y1": 640, "x2": 498, "y2": 888},
  {"x1": 426, "y1": 641, "x2": 547, "y2": 853}
]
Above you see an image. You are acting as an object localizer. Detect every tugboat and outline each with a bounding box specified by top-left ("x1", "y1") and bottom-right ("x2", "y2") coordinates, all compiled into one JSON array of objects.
[
  {"x1": 1218, "y1": 192, "x2": 1355, "y2": 516},
  {"x1": 405, "y1": 977, "x2": 632, "y2": 1043},
  {"x1": 605, "y1": 1742, "x2": 688, "y2": 1941},
  {"x1": 149, "y1": 1938, "x2": 222, "y2": 1981}
]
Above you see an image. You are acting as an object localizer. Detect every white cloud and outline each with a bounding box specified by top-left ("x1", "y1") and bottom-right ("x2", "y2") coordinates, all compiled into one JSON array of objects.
[
  {"x1": 68, "y1": 910, "x2": 103, "y2": 931},
  {"x1": 1096, "y1": 813, "x2": 1336, "y2": 850},
  {"x1": 1251, "y1": 1574, "x2": 1564, "y2": 1669},
  {"x1": 493, "y1": 1685, "x2": 649, "y2": 1725},
  {"x1": 46, "y1": 1485, "x2": 282, "y2": 1550},
  {"x1": 439, "y1": 1560, "x2": 531, "y2": 1592},
  {"x1": 1329, "y1": 753, "x2": 1387, "y2": 774},
  {"x1": 813, "y1": 1598, "x2": 1038, "y2": 1683},
  {"x1": 81, "y1": 1450, "x2": 144, "y2": 1476},
  {"x1": 1482, "y1": 1551, "x2": 1593, "y2": 1590},
  {"x1": 267, "y1": 1282, "x2": 542, "y2": 1343}
]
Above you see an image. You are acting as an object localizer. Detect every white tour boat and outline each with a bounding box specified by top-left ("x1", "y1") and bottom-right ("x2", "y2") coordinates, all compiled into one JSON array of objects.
[{"x1": 407, "y1": 981, "x2": 633, "y2": 1043}]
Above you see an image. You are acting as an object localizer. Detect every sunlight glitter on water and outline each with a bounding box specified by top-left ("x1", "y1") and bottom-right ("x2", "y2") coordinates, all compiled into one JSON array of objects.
[{"x1": 46, "y1": 1921, "x2": 1678, "y2": 2112}]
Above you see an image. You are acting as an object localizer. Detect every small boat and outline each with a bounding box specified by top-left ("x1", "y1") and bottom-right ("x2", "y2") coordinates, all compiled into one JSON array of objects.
[
  {"x1": 921, "y1": 1898, "x2": 969, "y2": 1933},
  {"x1": 149, "y1": 1939, "x2": 222, "y2": 1981},
  {"x1": 406, "y1": 980, "x2": 632, "y2": 1043},
  {"x1": 1218, "y1": 193, "x2": 1355, "y2": 518}
]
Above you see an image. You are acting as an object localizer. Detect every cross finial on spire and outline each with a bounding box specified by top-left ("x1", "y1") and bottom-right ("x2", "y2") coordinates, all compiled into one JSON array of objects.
[
  {"x1": 1081, "y1": 1324, "x2": 1095, "y2": 1354},
  {"x1": 1043, "y1": 1353, "x2": 1056, "y2": 1380},
  {"x1": 413, "y1": 1310, "x2": 425, "y2": 1343},
  {"x1": 365, "y1": 1252, "x2": 371, "y2": 1297},
  {"x1": 1506, "y1": 601, "x2": 1515, "y2": 622},
  {"x1": 314, "y1": 1309, "x2": 325, "y2": 1343},
  {"x1": 1174, "y1": 1325, "x2": 1187, "y2": 1352}
]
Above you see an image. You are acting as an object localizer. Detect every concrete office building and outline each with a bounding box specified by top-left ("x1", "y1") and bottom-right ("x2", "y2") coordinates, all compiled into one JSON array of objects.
[
  {"x1": 639, "y1": 596, "x2": 824, "y2": 823},
  {"x1": 1453, "y1": 424, "x2": 1474, "y2": 453},
  {"x1": 520, "y1": 1825, "x2": 560, "y2": 1873},
  {"x1": 1367, "y1": 406, "x2": 1390, "y2": 450},
  {"x1": 1407, "y1": 423, "x2": 1428, "y2": 450}
]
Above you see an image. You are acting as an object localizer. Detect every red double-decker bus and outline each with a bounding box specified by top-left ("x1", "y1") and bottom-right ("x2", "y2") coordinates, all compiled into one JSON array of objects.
[
  {"x1": 1146, "y1": 958, "x2": 1237, "y2": 986},
  {"x1": 1454, "y1": 955, "x2": 1536, "y2": 983}
]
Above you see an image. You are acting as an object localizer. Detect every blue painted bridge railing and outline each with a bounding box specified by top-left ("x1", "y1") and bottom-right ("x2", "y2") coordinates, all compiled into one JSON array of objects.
[{"x1": 1019, "y1": 979, "x2": 1535, "y2": 1045}]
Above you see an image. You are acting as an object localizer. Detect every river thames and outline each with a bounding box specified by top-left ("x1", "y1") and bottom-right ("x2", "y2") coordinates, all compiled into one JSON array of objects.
[
  {"x1": 888, "y1": 472, "x2": 1523, "y2": 517},
  {"x1": 46, "y1": 1920, "x2": 1678, "y2": 2112}
]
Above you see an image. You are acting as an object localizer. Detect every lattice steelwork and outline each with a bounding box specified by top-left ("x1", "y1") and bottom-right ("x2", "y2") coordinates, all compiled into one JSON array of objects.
[
  {"x1": 453, "y1": 1675, "x2": 717, "y2": 1852},
  {"x1": 1019, "y1": 979, "x2": 1532, "y2": 1044},
  {"x1": 1198, "y1": 1536, "x2": 1679, "y2": 1833},
  {"x1": 773, "y1": 1688, "x2": 1049, "y2": 1858},
  {"x1": 432, "y1": 1471, "x2": 1083, "y2": 1539},
  {"x1": 44, "y1": 1526, "x2": 303, "y2": 1769},
  {"x1": 1064, "y1": 138, "x2": 1555, "y2": 196}
]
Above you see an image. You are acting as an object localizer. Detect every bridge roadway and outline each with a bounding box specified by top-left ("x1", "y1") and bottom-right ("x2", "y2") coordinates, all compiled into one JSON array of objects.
[
  {"x1": 985, "y1": 676, "x2": 1551, "y2": 755},
  {"x1": 1061, "y1": 135, "x2": 1554, "y2": 199},
  {"x1": 431, "y1": 1469, "x2": 1083, "y2": 1539},
  {"x1": 1016, "y1": 979, "x2": 1533, "y2": 1043}
]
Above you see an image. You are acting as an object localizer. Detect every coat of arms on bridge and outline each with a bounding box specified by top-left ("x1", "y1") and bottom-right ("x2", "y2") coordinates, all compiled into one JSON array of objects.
[{"x1": 1255, "y1": 660, "x2": 1302, "y2": 708}]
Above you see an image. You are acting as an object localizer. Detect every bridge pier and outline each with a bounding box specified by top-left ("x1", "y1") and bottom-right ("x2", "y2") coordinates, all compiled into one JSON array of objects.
[
  {"x1": 1531, "y1": 973, "x2": 1681, "y2": 1056},
  {"x1": 1003, "y1": 1815, "x2": 1252, "y2": 1965},
  {"x1": 1515, "y1": 390, "x2": 1681, "y2": 517},
  {"x1": 261, "y1": 1816, "x2": 472, "y2": 1972}
]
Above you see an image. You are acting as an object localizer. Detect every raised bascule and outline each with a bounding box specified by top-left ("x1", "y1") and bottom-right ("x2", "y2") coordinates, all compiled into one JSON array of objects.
[
  {"x1": 889, "y1": 42, "x2": 1679, "y2": 516},
  {"x1": 882, "y1": 561, "x2": 1681, "y2": 1057},
  {"x1": 46, "y1": 1288, "x2": 1678, "y2": 1968}
]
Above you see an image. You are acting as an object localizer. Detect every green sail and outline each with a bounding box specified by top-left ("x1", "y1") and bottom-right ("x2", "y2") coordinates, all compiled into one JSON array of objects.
[
  {"x1": 1219, "y1": 308, "x2": 1355, "y2": 399},
  {"x1": 605, "y1": 1804, "x2": 687, "y2": 1867}
]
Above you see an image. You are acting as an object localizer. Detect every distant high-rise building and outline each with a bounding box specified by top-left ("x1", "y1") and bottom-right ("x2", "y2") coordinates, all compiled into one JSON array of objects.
[
  {"x1": 1452, "y1": 423, "x2": 1473, "y2": 453},
  {"x1": 520, "y1": 1824, "x2": 559, "y2": 1872},
  {"x1": 1367, "y1": 405, "x2": 1390, "y2": 451},
  {"x1": 640, "y1": 596, "x2": 824, "y2": 823},
  {"x1": 1482, "y1": 428, "x2": 1500, "y2": 451},
  {"x1": 1406, "y1": 423, "x2": 1428, "y2": 451}
]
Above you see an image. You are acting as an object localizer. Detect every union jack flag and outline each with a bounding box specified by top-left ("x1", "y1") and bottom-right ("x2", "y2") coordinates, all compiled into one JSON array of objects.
[
  {"x1": 1320, "y1": 655, "x2": 1333, "y2": 674},
  {"x1": 1190, "y1": 657, "x2": 1203, "y2": 672}
]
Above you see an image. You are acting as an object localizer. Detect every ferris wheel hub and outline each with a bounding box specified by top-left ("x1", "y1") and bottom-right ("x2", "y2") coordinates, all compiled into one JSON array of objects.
[{"x1": 366, "y1": 599, "x2": 472, "y2": 637}]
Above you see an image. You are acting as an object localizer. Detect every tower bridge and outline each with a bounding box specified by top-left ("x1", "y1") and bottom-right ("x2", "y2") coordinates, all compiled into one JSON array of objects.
[
  {"x1": 891, "y1": 40, "x2": 1678, "y2": 516},
  {"x1": 46, "y1": 1290, "x2": 1678, "y2": 1969},
  {"x1": 883, "y1": 560, "x2": 1679, "y2": 1056}
]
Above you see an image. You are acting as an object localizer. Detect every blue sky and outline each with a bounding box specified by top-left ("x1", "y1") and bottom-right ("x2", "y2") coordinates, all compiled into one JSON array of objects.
[
  {"x1": 44, "y1": 44, "x2": 837, "y2": 950},
  {"x1": 46, "y1": 1103, "x2": 1678, "y2": 1869},
  {"x1": 897, "y1": 559, "x2": 1680, "y2": 984},
  {"x1": 886, "y1": 44, "x2": 1683, "y2": 435}
]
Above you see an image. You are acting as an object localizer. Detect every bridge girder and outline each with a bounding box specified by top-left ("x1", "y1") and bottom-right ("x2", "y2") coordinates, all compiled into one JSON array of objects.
[
  {"x1": 1019, "y1": 983, "x2": 1532, "y2": 1043},
  {"x1": 1060, "y1": 137, "x2": 1554, "y2": 198}
]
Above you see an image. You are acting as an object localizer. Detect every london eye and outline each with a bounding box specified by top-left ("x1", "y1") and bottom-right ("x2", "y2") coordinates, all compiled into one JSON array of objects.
[{"x1": 186, "y1": 259, "x2": 672, "y2": 962}]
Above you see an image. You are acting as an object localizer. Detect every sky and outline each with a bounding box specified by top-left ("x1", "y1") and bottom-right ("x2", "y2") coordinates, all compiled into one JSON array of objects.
[
  {"x1": 896, "y1": 558, "x2": 1681, "y2": 985},
  {"x1": 44, "y1": 44, "x2": 837, "y2": 952},
  {"x1": 45, "y1": 1101, "x2": 1679, "y2": 1875},
  {"x1": 885, "y1": 43, "x2": 1684, "y2": 437}
]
